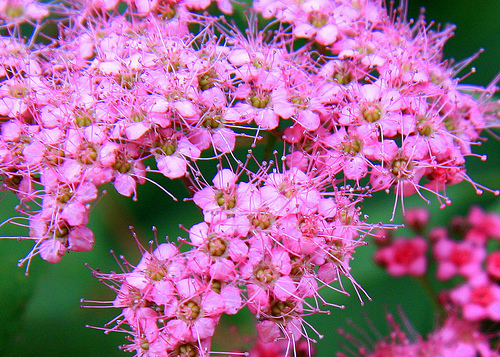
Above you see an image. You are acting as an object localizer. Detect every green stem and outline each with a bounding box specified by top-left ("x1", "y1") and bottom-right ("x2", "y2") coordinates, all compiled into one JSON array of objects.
[{"x1": 414, "y1": 275, "x2": 446, "y2": 319}]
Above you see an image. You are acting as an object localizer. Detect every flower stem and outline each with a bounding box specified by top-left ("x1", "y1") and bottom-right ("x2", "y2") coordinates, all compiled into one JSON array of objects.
[{"x1": 414, "y1": 275, "x2": 446, "y2": 318}]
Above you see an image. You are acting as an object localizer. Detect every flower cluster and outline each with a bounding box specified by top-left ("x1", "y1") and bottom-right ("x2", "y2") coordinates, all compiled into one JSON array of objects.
[
  {"x1": 1, "y1": 0, "x2": 498, "y2": 267},
  {"x1": 0, "y1": 0, "x2": 499, "y2": 356},
  {"x1": 87, "y1": 165, "x2": 370, "y2": 356},
  {"x1": 361, "y1": 206, "x2": 500, "y2": 356}
]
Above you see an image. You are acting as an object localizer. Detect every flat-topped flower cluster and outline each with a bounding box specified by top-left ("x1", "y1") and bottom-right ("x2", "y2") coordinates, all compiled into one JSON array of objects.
[{"x1": 1, "y1": 0, "x2": 499, "y2": 356}]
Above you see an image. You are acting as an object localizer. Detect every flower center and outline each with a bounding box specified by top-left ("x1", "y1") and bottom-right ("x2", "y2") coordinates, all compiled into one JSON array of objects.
[
  {"x1": 146, "y1": 262, "x2": 167, "y2": 281},
  {"x1": 391, "y1": 157, "x2": 413, "y2": 179},
  {"x1": 57, "y1": 187, "x2": 74, "y2": 204},
  {"x1": 471, "y1": 285, "x2": 494, "y2": 306},
  {"x1": 252, "y1": 211, "x2": 273, "y2": 229},
  {"x1": 114, "y1": 70, "x2": 142, "y2": 90},
  {"x1": 215, "y1": 191, "x2": 236, "y2": 209},
  {"x1": 394, "y1": 244, "x2": 419, "y2": 265},
  {"x1": 208, "y1": 237, "x2": 227, "y2": 257},
  {"x1": 202, "y1": 116, "x2": 221, "y2": 129},
  {"x1": 211, "y1": 280, "x2": 222, "y2": 293},
  {"x1": 416, "y1": 116, "x2": 435, "y2": 136},
  {"x1": 154, "y1": 140, "x2": 177, "y2": 156},
  {"x1": 9, "y1": 83, "x2": 29, "y2": 98},
  {"x1": 270, "y1": 299, "x2": 296, "y2": 318},
  {"x1": 157, "y1": 3, "x2": 177, "y2": 20},
  {"x1": 174, "y1": 343, "x2": 198, "y2": 357},
  {"x1": 250, "y1": 91, "x2": 271, "y2": 109},
  {"x1": 113, "y1": 152, "x2": 133, "y2": 174},
  {"x1": 255, "y1": 265, "x2": 275, "y2": 284},
  {"x1": 342, "y1": 137, "x2": 362, "y2": 154},
  {"x1": 362, "y1": 103, "x2": 382, "y2": 122},
  {"x1": 450, "y1": 246, "x2": 472, "y2": 266},
  {"x1": 131, "y1": 110, "x2": 146, "y2": 122},
  {"x1": 308, "y1": 11, "x2": 329, "y2": 28},
  {"x1": 6, "y1": 5, "x2": 25, "y2": 18},
  {"x1": 199, "y1": 69, "x2": 218, "y2": 91},
  {"x1": 178, "y1": 300, "x2": 201, "y2": 321},
  {"x1": 46, "y1": 147, "x2": 65, "y2": 165},
  {"x1": 78, "y1": 142, "x2": 98, "y2": 164},
  {"x1": 278, "y1": 180, "x2": 297, "y2": 198}
]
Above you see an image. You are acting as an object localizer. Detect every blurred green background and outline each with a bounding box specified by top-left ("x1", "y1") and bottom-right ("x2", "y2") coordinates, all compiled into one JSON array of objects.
[{"x1": 1, "y1": 0, "x2": 500, "y2": 356}]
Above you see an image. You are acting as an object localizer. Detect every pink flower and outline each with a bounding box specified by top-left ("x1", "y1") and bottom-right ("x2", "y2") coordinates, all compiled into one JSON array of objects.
[
  {"x1": 374, "y1": 237, "x2": 427, "y2": 277},
  {"x1": 404, "y1": 207, "x2": 430, "y2": 234},
  {"x1": 487, "y1": 251, "x2": 500, "y2": 280},
  {"x1": 292, "y1": 0, "x2": 339, "y2": 46},
  {"x1": 0, "y1": 0, "x2": 49, "y2": 23},
  {"x1": 450, "y1": 274, "x2": 500, "y2": 322},
  {"x1": 155, "y1": 136, "x2": 201, "y2": 179},
  {"x1": 433, "y1": 239, "x2": 486, "y2": 281},
  {"x1": 261, "y1": 168, "x2": 320, "y2": 216}
]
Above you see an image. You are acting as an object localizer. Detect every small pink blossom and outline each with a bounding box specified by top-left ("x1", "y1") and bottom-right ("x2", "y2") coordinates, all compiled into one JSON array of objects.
[{"x1": 375, "y1": 237, "x2": 427, "y2": 277}]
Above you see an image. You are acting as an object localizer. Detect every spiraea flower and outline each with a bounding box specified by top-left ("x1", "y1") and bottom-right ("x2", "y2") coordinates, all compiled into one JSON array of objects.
[{"x1": 0, "y1": 0, "x2": 499, "y2": 356}]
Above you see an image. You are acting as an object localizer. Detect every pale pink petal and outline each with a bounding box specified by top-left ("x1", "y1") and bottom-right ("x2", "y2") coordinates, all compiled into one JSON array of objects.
[
  {"x1": 463, "y1": 304, "x2": 486, "y2": 321},
  {"x1": 189, "y1": 222, "x2": 208, "y2": 246},
  {"x1": 134, "y1": 0, "x2": 158, "y2": 13},
  {"x1": 297, "y1": 109, "x2": 320, "y2": 131},
  {"x1": 344, "y1": 156, "x2": 367, "y2": 180},
  {"x1": 294, "y1": 22, "x2": 316, "y2": 38},
  {"x1": 152, "y1": 280, "x2": 176, "y2": 306},
  {"x1": 316, "y1": 24, "x2": 338, "y2": 45},
  {"x1": 256, "y1": 320, "x2": 281, "y2": 343},
  {"x1": 229, "y1": 238, "x2": 249, "y2": 263},
  {"x1": 39, "y1": 239, "x2": 65, "y2": 263},
  {"x1": 61, "y1": 159, "x2": 83, "y2": 183},
  {"x1": 202, "y1": 291, "x2": 225, "y2": 315},
  {"x1": 255, "y1": 108, "x2": 279, "y2": 129},
  {"x1": 273, "y1": 276, "x2": 296, "y2": 300},
  {"x1": 61, "y1": 201, "x2": 89, "y2": 226},
  {"x1": 272, "y1": 249, "x2": 291, "y2": 275},
  {"x1": 114, "y1": 174, "x2": 137, "y2": 197},
  {"x1": 125, "y1": 122, "x2": 149, "y2": 140},
  {"x1": 166, "y1": 320, "x2": 189, "y2": 341},
  {"x1": 178, "y1": 137, "x2": 201, "y2": 158},
  {"x1": 68, "y1": 226, "x2": 94, "y2": 252},
  {"x1": 213, "y1": 169, "x2": 237, "y2": 190},
  {"x1": 210, "y1": 259, "x2": 236, "y2": 281},
  {"x1": 1, "y1": 120, "x2": 22, "y2": 141},
  {"x1": 213, "y1": 127, "x2": 236, "y2": 153},
  {"x1": 220, "y1": 286, "x2": 241, "y2": 314},
  {"x1": 200, "y1": 87, "x2": 227, "y2": 108},
  {"x1": 174, "y1": 100, "x2": 197, "y2": 118},
  {"x1": 23, "y1": 140, "x2": 45, "y2": 165},
  {"x1": 216, "y1": 0, "x2": 232, "y2": 14},
  {"x1": 153, "y1": 243, "x2": 178, "y2": 261},
  {"x1": 317, "y1": 262, "x2": 337, "y2": 283},
  {"x1": 157, "y1": 155, "x2": 186, "y2": 179},
  {"x1": 193, "y1": 317, "x2": 216, "y2": 340},
  {"x1": 176, "y1": 278, "x2": 201, "y2": 298},
  {"x1": 247, "y1": 284, "x2": 269, "y2": 314}
]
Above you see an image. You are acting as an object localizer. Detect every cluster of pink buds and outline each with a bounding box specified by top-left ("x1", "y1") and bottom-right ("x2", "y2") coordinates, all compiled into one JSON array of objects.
[
  {"x1": 359, "y1": 206, "x2": 500, "y2": 356},
  {"x1": 0, "y1": 0, "x2": 499, "y2": 356}
]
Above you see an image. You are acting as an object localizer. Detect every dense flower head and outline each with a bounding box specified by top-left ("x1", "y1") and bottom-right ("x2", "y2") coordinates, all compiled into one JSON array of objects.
[
  {"x1": 85, "y1": 163, "x2": 377, "y2": 354},
  {"x1": 1, "y1": 0, "x2": 498, "y2": 268},
  {"x1": 0, "y1": 0, "x2": 499, "y2": 356}
]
